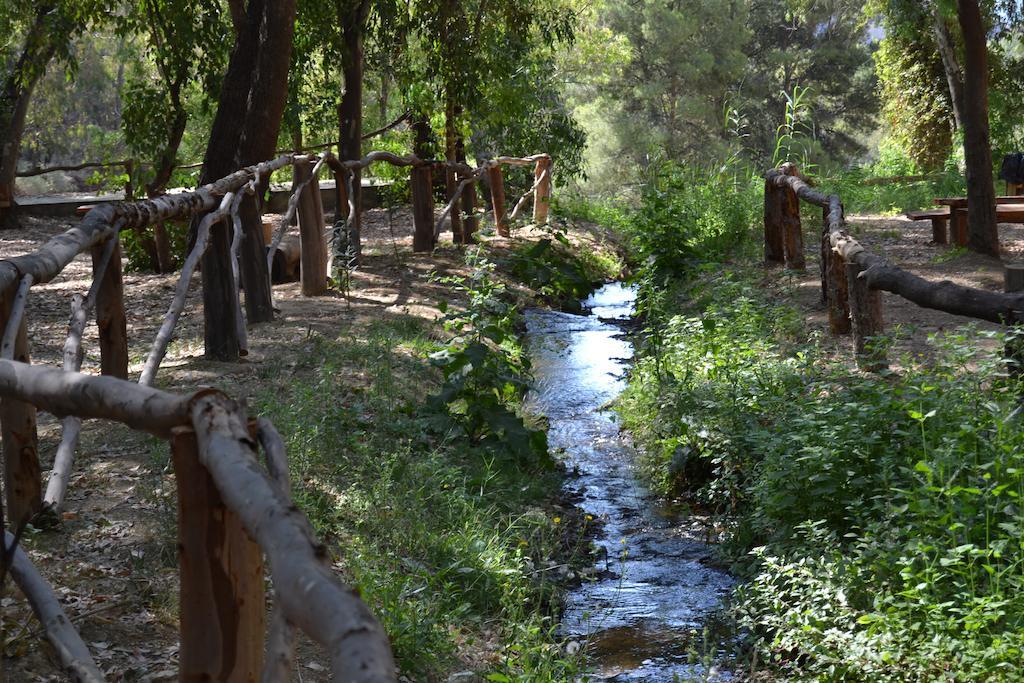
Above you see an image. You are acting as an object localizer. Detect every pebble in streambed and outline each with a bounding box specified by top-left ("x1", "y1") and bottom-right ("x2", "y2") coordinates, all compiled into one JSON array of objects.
[{"x1": 525, "y1": 284, "x2": 734, "y2": 682}]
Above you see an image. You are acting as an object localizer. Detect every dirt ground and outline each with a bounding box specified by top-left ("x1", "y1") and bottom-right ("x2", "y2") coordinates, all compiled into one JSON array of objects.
[
  {"x1": 0, "y1": 207, "x2": 620, "y2": 681},
  {"x1": 0, "y1": 206, "x2": 1015, "y2": 679},
  {"x1": 785, "y1": 213, "x2": 1023, "y2": 365}
]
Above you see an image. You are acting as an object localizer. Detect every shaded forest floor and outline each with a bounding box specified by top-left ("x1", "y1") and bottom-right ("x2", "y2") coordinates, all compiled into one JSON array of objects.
[
  {"x1": 0, "y1": 208, "x2": 621, "y2": 681},
  {"x1": 785, "y1": 212, "x2": 1020, "y2": 364}
]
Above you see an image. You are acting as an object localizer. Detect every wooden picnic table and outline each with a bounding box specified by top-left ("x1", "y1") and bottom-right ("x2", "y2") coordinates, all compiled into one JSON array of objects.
[
  {"x1": 932, "y1": 197, "x2": 1024, "y2": 245},
  {"x1": 906, "y1": 198, "x2": 1024, "y2": 245}
]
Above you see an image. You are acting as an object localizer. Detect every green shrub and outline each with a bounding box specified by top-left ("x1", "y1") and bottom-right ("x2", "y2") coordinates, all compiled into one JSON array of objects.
[{"x1": 619, "y1": 268, "x2": 1024, "y2": 679}]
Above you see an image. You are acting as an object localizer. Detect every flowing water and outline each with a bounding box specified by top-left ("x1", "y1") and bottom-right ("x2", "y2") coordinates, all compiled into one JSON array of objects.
[{"x1": 525, "y1": 283, "x2": 734, "y2": 682}]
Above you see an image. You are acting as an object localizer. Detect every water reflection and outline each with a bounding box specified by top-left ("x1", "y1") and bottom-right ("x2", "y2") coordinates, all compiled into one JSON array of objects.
[{"x1": 525, "y1": 283, "x2": 733, "y2": 682}]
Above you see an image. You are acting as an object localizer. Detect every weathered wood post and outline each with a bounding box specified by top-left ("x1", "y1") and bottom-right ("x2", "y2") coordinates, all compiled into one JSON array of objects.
[
  {"x1": 931, "y1": 216, "x2": 949, "y2": 245},
  {"x1": 764, "y1": 176, "x2": 785, "y2": 264},
  {"x1": 459, "y1": 172, "x2": 479, "y2": 244},
  {"x1": 823, "y1": 205, "x2": 851, "y2": 334},
  {"x1": 533, "y1": 155, "x2": 553, "y2": 226},
  {"x1": 171, "y1": 426, "x2": 265, "y2": 681},
  {"x1": 411, "y1": 165, "x2": 435, "y2": 253},
  {"x1": 846, "y1": 260, "x2": 886, "y2": 369},
  {"x1": 92, "y1": 238, "x2": 129, "y2": 379},
  {"x1": 780, "y1": 164, "x2": 805, "y2": 270},
  {"x1": 236, "y1": 192, "x2": 274, "y2": 323},
  {"x1": 488, "y1": 164, "x2": 509, "y2": 237},
  {"x1": 294, "y1": 158, "x2": 328, "y2": 296},
  {"x1": 953, "y1": 208, "x2": 969, "y2": 247},
  {"x1": 0, "y1": 283, "x2": 40, "y2": 528},
  {"x1": 1003, "y1": 263, "x2": 1024, "y2": 379},
  {"x1": 445, "y1": 168, "x2": 463, "y2": 242}
]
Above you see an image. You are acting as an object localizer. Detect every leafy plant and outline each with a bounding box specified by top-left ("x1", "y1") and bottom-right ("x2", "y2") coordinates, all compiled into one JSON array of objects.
[{"x1": 429, "y1": 248, "x2": 550, "y2": 466}]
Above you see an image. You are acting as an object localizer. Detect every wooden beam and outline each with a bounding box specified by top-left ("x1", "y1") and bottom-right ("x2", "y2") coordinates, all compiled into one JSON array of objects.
[
  {"x1": 846, "y1": 260, "x2": 886, "y2": 369},
  {"x1": 171, "y1": 426, "x2": 264, "y2": 681},
  {"x1": 0, "y1": 283, "x2": 40, "y2": 528},
  {"x1": 92, "y1": 239, "x2": 128, "y2": 379},
  {"x1": 533, "y1": 155, "x2": 552, "y2": 225},
  {"x1": 294, "y1": 158, "x2": 328, "y2": 296},
  {"x1": 411, "y1": 166, "x2": 435, "y2": 253},
  {"x1": 488, "y1": 165, "x2": 509, "y2": 237}
]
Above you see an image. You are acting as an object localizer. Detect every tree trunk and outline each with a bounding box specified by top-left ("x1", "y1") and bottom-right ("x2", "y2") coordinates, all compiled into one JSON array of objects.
[
  {"x1": 933, "y1": 11, "x2": 966, "y2": 131},
  {"x1": 236, "y1": 193, "x2": 274, "y2": 322},
  {"x1": 957, "y1": 0, "x2": 999, "y2": 257},
  {"x1": 444, "y1": 97, "x2": 463, "y2": 242},
  {"x1": 196, "y1": 0, "x2": 296, "y2": 359},
  {"x1": 337, "y1": 0, "x2": 370, "y2": 264},
  {"x1": 0, "y1": 8, "x2": 62, "y2": 229},
  {"x1": 455, "y1": 137, "x2": 477, "y2": 242}
]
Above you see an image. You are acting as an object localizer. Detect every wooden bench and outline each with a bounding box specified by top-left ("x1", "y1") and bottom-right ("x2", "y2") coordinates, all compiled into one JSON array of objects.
[{"x1": 906, "y1": 208, "x2": 950, "y2": 244}]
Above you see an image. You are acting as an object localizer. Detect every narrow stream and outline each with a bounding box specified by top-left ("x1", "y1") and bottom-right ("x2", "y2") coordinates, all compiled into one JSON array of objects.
[{"x1": 525, "y1": 283, "x2": 734, "y2": 681}]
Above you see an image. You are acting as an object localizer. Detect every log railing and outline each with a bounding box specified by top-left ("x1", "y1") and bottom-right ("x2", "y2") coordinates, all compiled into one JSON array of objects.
[
  {"x1": 765, "y1": 162, "x2": 1024, "y2": 368},
  {"x1": 0, "y1": 147, "x2": 554, "y2": 678},
  {"x1": 0, "y1": 360, "x2": 396, "y2": 681}
]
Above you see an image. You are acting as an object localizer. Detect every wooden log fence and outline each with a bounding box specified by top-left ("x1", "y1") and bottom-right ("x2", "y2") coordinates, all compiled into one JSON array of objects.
[
  {"x1": 0, "y1": 146, "x2": 554, "y2": 677},
  {"x1": 767, "y1": 163, "x2": 1024, "y2": 368}
]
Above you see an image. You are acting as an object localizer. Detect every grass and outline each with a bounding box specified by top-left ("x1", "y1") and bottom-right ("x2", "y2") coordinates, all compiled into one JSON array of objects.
[{"x1": 241, "y1": 262, "x2": 593, "y2": 679}]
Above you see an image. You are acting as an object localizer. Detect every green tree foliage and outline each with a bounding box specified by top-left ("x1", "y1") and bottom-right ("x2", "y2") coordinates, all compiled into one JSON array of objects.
[
  {"x1": 873, "y1": 12, "x2": 954, "y2": 170},
  {"x1": 590, "y1": 0, "x2": 750, "y2": 165},
  {"x1": 740, "y1": 0, "x2": 878, "y2": 163},
  {"x1": 116, "y1": 0, "x2": 231, "y2": 194}
]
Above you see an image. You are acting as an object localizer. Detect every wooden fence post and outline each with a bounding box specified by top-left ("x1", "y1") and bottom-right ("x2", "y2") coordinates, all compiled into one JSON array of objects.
[
  {"x1": 445, "y1": 168, "x2": 463, "y2": 242},
  {"x1": 411, "y1": 166, "x2": 435, "y2": 253},
  {"x1": 780, "y1": 164, "x2": 805, "y2": 270},
  {"x1": 1004, "y1": 263, "x2": 1024, "y2": 379},
  {"x1": 92, "y1": 238, "x2": 129, "y2": 379},
  {"x1": 294, "y1": 159, "x2": 328, "y2": 296},
  {"x1": 171, "y1": 426, "x2": 264, "y2": 681},
  {"x1": 533, "y1": 155, "x2": 553, "y2": 226},
  {"x1": 823, "y1": 206, "x2": 851, "y2": 335},
  {"x1": 953, "y1": 208, "x2": 969, "y2": 247},
  {"x1": 459, "y1": 172, "x2": 479, "y2": 244},
  {"x1": 488, "y1": 165, "x2": 509, "y2": 237},
  {"x1": 236, "y1": 192, "x2": 274, "y2": 323},
  {"x1": 846, "y1": 260, "x2": 886, "y2": 369},
  {"x1": 0, "y1": 285, "x2": 40, "y2": 528},
  {"x1": 764, "y1": 178, "x2": 785, "y2": 264},
  {"x1": 931, "y1": 216, "x2": 949, "y2": 245}
]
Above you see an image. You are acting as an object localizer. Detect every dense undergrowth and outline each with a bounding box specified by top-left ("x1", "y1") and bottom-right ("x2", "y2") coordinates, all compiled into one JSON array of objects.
[{"x1": 580, "y1": 161, "x2": 1024, "y2": 680}]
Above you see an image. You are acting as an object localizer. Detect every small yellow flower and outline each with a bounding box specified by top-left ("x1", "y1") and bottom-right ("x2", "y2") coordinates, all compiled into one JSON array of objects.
[
  {"x1": 585, "y1": 515, "x2": 593, "y2": 521},
  {"x1": 553, "y1": 517, "x2": 561, "y2": 524}
]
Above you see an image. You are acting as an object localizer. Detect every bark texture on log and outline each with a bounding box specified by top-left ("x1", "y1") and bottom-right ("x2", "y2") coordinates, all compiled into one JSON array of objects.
[
  {"x1": 142, "y1": 193, "x2": 236, "y2": 386},
  {"x1": 488, "y1": 165, "x2": 509, "y2": 237},
  {"x1": 45, "y1": 238, "x2": 118, "y2": 511},
  {"x1": 172, "y1": 427, "x2": 265, "y2": 681},
  {"x1": 189, "y1": 393, "x2": 397, "y2": 681},
  {"x1": 1, "y1": 283, "x2": 40, "y2": 528},
  {"x1": 6, "y1": 531, "x2": 105, "y2": 682},
  {"x1": 237, "y1": 191, "x2": 274, "y2": 323},
  {"x1": 294, "y1": 159, "x2": 328, "y2": 296},
  {"x1": 764, "y1": 179, "x2": 785, "y2": 264},
  {"x1": 846, "y1": 260, "x2": 886, "y2": 369},
  {"x1": 92, "y1": 240, "x2": 128, "y2": 379},
  {"x1": 767, "y1": 169, "x2": 1024, "y2": 325},
  {"x1": 412, "y1": 166, "x2": 435, "y2": 253},
  {"x1": 780, "y1": 164, "x2": 805, "y2": 270},
  {"x1": 0, "y1": 360, "x2": 190, "y2": 437},
  {"x1": 533, "y1": 156, "x2": 552, "y2": 225}
]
